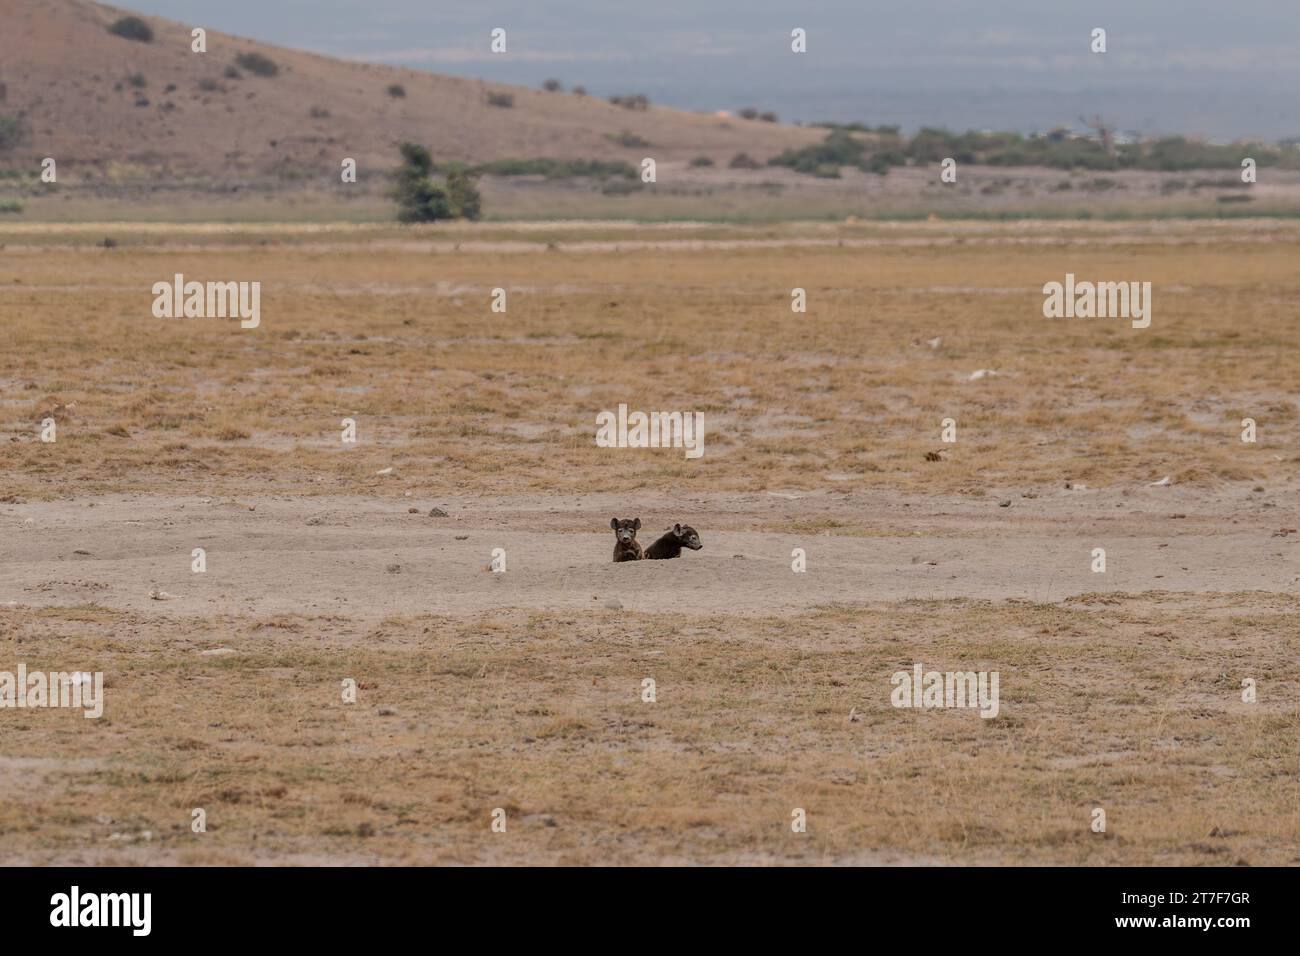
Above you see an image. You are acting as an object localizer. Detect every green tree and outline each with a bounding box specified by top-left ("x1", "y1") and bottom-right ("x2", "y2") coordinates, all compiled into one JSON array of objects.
[
  {"x1": 391, "y1": 144, "x2": 482, "y2": 222},
  {"x1": 445, "y1": 168, "x2": 482, "y2": 221}
]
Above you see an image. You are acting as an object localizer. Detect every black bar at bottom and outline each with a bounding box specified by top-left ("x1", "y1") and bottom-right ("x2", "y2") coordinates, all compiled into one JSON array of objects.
[{"x1": 0, "y1": 866, "x2": 1281, "y2": 942}]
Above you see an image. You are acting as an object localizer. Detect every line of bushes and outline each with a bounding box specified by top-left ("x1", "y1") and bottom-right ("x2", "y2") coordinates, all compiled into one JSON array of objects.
[
  {"x1": 454, "y1": 158, "x2": 637, "y2": 181},
  {"x1": 768, "y1": 129, "x2": 882, "y2": 177},
  {"x1": 774, "y1": 126, "x2": 1300, "y2": 178}
]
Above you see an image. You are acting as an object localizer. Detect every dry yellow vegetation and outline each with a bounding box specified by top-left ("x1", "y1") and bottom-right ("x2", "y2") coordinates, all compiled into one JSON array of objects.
[
  {"x1": 2, "y1": 219, "x2": 1296, "y2": 500},
  {"x1": 1, "y1": 219, "x2": 1297, "y2": 864}
]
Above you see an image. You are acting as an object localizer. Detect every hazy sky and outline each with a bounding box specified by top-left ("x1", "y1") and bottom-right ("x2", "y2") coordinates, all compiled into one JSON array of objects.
[{"x1": 124, "y1": 1, "x2": 1299, "y2": 139}]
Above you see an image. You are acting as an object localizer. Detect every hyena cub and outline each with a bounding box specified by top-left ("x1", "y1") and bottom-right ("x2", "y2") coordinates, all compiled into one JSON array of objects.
[
  {"x1": 610, "y1": 517, "x2": 643, "y2": 562},
  {"x1": 644, "y1": 524, "x2": 703, "y2": 560}
]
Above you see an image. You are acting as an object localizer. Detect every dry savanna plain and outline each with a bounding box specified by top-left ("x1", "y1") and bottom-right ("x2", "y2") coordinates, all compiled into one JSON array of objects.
[{"x1": 1, "y1": 218, "x2": 1298, "y2": 865}]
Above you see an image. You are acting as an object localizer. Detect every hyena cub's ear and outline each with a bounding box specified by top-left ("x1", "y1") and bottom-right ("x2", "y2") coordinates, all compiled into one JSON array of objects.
[
  {"x1": 633, "y1": 518, "x2": 641, "y2": 530},
  {"x1": 610, "y1": 517, "x2": 619, "y2": 530},
  {"x1": 673, "y1": 523, "x2": 682, "y2": 535}
]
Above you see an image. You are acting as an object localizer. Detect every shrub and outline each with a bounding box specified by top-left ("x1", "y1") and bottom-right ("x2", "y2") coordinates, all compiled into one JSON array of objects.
[
  {"x1": 760, "y1": 111, "x2": 778, "y2": 123},
  {"x1": 606, "y1": 130, "x2": 650, "y2": 148},
  {"x1": 866, "y1": 150, "x2": 905, "y2": 175},
  {"x1": 127, "y1": 73, "x2": 147, "y2": 89},
  {"x1": 394, "y1": 176, "x2": 451, "y2": 223},
  {"x1": 608, "y1": 94, "x2": 649, "y2": 110},
  {"x1": 445, "y1": 168, "x2": 483, "y2": 220},
  {"x1": 0, "y1": 115, "x2": 22, "y2": 151},
  {"x1": 234, "y1": 53, "x2": 279, "y2": 77},
  {"x1": 542, "y1": 79, "x2": 562, "y2": 92},
  {"x1": 729, "y1": 152, "x2": 761, "y2": 169},
  {"x1": 387, "y1": 84, "x2": 406, "y2": 98},
  {"x1": 198, "y1": 78, "x2": 221, "y2": 92},
  {"x1": 397, "y1": 142, "x2": 433, "y2": 176},
  {"x1": 486, "y1": 91, "x2": 514, "y2": 108},
  {"x1": 572, "y1": 86, "x2": 587, "y2": 97},
  {"x1": 689, "y1": 156, "x2": 715, "y2": 167},
  {"x1": 0, "y1": 200, "x2": 23, "y2": 215},
  {"x1": 223, "y1": 66, "x2": 242, "y2": 79},
  {"x1": 107, "y1": 17, "x2": 153, "y2": 43},
  {"x1": 738, "y1": 107, "x2": 759, "y2": 120},
  {"x1": 309, "y1": 106, "x2": 331, "y2": 118}
]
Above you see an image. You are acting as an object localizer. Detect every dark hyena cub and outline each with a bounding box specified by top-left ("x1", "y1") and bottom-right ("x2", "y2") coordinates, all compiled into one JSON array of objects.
[
  {"x1": 644, "y1": 524, "x2": 703, "y2": 560},
  {"x1": 610, "y1": 517, "x2": 643, "y2": 562}
]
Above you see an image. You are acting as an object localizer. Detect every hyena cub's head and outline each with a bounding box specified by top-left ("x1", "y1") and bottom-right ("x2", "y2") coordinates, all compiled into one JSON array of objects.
[
  {"x1": 611, "y1": 517, "x2": 641, "y2": 544},
  {"x1": 671, "y1": 524, "x2": 703, "y2": 550}
]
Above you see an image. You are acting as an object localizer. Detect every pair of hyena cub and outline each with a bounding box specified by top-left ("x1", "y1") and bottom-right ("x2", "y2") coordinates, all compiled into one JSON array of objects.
[{"x1": 610, "y1": 518, "x2": 702, "y2": 562}]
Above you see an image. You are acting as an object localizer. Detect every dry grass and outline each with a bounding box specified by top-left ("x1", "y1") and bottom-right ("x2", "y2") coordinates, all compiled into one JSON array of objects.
[
  {"x1": 2, "y1": 220, "x2": 1297, "y2": 503},
  {"x1": 0, "y1": 597, "x2": 1295, "y2": 865},
  {"x1": 1, "y1": 219, "x2": 1298, "y2": 864}
]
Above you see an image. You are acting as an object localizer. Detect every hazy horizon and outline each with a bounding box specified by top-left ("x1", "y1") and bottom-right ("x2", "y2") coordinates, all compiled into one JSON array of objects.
[{"x1": 117, "y1": 1, "x2": 1300, "y2": 140}]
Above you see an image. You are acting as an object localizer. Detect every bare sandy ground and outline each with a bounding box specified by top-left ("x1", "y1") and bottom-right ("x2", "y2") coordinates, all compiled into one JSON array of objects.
[
  {"x1": 7, "y1": 216, "x2": 1300, "y2": 255},
  {"x1": 3, "y1": 485, "x2": 1295, "y2": 621}
]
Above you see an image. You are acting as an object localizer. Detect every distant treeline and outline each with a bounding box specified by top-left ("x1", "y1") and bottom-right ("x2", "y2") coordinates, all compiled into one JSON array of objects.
[{"x1": 776, "y1": 126, "x2": 1300, "y2": 177}]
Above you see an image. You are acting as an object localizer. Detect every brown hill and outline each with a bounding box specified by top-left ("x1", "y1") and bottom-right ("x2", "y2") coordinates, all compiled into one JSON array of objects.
[{"x1": 0, "y1": 0, "x2": 821, "y2": 186}]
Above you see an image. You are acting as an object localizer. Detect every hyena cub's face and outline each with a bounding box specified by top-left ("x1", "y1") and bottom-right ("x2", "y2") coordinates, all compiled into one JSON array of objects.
[
  {"x1": 611, "y1": 517, "x2": 641, "y2": 544},
  {"x1": 672, "y1": 524, "x2": 703, "y2": 550}
]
